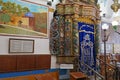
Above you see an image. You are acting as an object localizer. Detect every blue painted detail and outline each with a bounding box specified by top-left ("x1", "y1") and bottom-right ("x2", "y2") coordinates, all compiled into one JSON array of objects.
[
  {"x1": 59, "y1": 69, "x2": 68, "y2": 75},
  {"x1": 0, "y1": 69, "x2": 68, "y2": 78},
  {"x1": 59, "y1": 69, "x2": 70, "y2": 79},
  {"x1": 0, "y1": 69, "x2": 59, "y2": 78},
  {"x1": 25, "y1": 12, "x2": 34, "y2": 17}
]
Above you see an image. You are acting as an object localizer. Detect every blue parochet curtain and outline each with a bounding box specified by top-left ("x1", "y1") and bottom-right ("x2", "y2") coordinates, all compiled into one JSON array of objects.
[{"x1": 78, "y1": 22, "x2": 96, "y2": 75}]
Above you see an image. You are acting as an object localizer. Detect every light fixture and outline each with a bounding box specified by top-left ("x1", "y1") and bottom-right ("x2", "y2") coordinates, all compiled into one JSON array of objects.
[
  {"x1": 102, "y1": 23, "x2": 109, "y2": 30},
  {"x1": 112, "y1": 20, "x2": 120, "y2": 36},
  {"x1": 47, "y1": 0, "x2": 52, "y2": 6},
  {"x1": 112, "y1": 21, "x2": 118, "y2": 26},
  {"x1": 112, "y1": 21, "x2": 118, "y2": 31},
  {"x1": 102, "y1": 23, "x2": 109, "y2": 80},
  {"x1": 48, "y1": 0, "x2": 54, "y2": 2},
  {"x1": 111, "y1": 0, "x2": 120, "y2": 12}
]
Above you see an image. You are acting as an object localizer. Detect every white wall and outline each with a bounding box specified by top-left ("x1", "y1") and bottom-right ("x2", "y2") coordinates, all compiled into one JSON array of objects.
[
  {"x1": 51, "y1": 0, "x2": 60, "y2": 9},
  {"x1": 0, "y1": 36, "x2": 49, "y2": 54},
  {"x1": 100, "y1": 23, "x2": 120, "y2": 54},
  {"x1": 51, "y1": 56, "x2": 60, "y2": 68}
]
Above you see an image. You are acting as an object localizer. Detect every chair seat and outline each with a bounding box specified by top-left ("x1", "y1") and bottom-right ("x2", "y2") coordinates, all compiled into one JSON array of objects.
[{"x1": 70, "y1": 72, "x2": 87, "y2": 80}]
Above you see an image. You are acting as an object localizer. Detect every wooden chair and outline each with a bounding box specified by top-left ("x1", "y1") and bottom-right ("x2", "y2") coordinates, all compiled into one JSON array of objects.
[{"x1": 70, "y1": 72, "x2": 87, "y2": 80}]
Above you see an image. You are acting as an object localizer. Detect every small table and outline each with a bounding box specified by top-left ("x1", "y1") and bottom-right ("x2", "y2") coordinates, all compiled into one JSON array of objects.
[{"x1": 70, "y1": 72, "x2": 87, "y2": 80}]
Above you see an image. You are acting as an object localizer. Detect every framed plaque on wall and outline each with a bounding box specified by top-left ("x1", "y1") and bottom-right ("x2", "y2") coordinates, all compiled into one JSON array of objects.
[{"x1": 9, "y1": 38, "x2": 34, "y2": 53}]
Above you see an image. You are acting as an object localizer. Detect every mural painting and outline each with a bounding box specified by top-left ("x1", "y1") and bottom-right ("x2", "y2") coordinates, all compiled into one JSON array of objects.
[{"x1": 0, "y1": 0, "x2": 48, "y2": 37}]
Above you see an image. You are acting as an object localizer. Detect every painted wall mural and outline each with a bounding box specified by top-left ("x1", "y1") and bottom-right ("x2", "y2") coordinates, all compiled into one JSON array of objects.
[{"x1": 0, "y1": 0, "x2": 48, "y2": 37}]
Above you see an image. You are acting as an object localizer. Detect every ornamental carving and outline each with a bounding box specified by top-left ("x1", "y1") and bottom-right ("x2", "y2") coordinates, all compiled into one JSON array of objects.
[{"x1": 56, "y1": 2, "x2": 100, "y2": 23}]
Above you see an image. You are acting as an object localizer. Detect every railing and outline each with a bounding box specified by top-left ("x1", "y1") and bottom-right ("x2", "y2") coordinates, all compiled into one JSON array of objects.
[
  {"x1": 73, "y1": 56, "x2": 105, "y2": 80},
  {"x1": 79, "y1": 60, "x2": 105, "y2": 80},
  {"x1": 74, "y1": 55, "x2": 120, "y2": 80},
  {"x1": 97, "y1": 57, "x2": 120, "y2": 80}
]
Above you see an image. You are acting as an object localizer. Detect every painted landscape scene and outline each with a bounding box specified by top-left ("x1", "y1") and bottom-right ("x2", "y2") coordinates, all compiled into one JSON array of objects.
[{"x1": 0, "y1": 0, "x2": 48, "y2": 37}]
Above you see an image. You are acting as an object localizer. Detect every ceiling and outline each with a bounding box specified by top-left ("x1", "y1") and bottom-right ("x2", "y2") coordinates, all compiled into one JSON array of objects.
[{"x1": 98, "y1": 0, "x2": 120, "y2": 24}]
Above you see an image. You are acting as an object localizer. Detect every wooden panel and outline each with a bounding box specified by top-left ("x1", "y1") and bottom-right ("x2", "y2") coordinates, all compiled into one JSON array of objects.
[
  {"x1": 0, "y1": 55, "x2": 51, "y2": 73},
  {"x1": 57, "y1": 56, "x2": 75, "y2": 64},
  {"x1": 0, "y1": 55, "x2": 16, "y2": 73},
  {"x1": 17, "y1": 55, "x2": 35, "y2": 71},
  {"x1": 36, "y1": 55, "x2": 51, "y2": 69}
]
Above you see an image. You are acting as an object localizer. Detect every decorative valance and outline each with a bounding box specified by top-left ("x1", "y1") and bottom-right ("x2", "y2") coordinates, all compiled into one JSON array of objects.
[
  {"x1": 78, "y1": 17, "x2": 94, "y2": 24},
  {"x1": 56, "y1": 2, "x2": 100, "y2": 24}
]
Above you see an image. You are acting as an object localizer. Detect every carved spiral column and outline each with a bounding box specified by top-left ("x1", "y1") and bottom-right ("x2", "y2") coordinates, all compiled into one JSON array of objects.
[{"x1": 59, "y1": 16, "x2": 65, "y2": 55}]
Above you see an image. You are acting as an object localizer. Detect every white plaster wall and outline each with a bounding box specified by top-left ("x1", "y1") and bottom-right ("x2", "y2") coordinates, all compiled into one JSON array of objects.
[
  {"x1": 27, "y1": 0, "x2": 47, "y2": 4},
  {"x1": 100, "y1": 24, "x2": 120, "y2": 54},
  {"x1": 51, "y1": 0, "x2": 60, "y2": 9},
  {"x1": 0, "y1": 36, "x2": 49, "y2": 54},
  {"x1": 51, "y1": 55, "x2": 60, "y2": 68}
]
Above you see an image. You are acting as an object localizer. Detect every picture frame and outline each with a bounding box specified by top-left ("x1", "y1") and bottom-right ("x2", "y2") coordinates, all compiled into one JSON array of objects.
[
  {"x1": 9, "y1": 38, "x2": 34, "y2": 53},
  {"x1": 0, "y1": 0, "x2": 49, "y2": 38}
]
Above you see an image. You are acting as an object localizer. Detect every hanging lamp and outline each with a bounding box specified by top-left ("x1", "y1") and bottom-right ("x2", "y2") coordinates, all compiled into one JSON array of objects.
[{"x1": 111, "y1": 0, "x2": 120, "y2": 12}]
